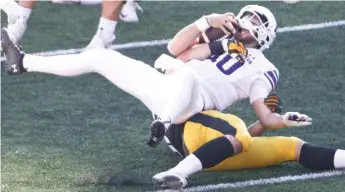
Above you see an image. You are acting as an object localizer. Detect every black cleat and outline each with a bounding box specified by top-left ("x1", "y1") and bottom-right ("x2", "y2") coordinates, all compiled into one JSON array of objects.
[
  {"x1": 1, "y1": 28, "x2": 26, "y2": 75},
  {"x1": 147, "y1": 119, "x2": 167, "y2": 148}
]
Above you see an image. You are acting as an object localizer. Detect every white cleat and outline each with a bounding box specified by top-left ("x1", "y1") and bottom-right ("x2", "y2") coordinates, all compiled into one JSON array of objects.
[
  {"x1": 120, "y1": 1, "x2": 143, "y2": 23},
  {"x1": 7, "y1": 18, "x2": 27, "y2": 44},
  {"x1": 85, "y1": 32, "x2": 115, "y2": 50},
  {"x1": 152, "y1": 171, "x2": 187, "y2": 190}
]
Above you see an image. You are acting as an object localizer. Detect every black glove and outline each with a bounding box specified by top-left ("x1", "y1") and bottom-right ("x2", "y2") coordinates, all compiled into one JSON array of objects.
[{"x1": 264, "y1": 92, "x2": 283, "y2": 114}]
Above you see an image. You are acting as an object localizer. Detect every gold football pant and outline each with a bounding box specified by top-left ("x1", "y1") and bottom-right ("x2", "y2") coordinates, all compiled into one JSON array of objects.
[
  {"x1": 183, "y1": 111, "x2": 252, "y2": 155},
  {"x1": 184, "y1": 129, "x2": 301, "y2": 171}
]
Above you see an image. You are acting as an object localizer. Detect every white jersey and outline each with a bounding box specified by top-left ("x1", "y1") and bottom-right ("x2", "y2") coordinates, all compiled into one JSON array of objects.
[{"x1": 184, "y1": 45, "x2": 279, "y2": 111}]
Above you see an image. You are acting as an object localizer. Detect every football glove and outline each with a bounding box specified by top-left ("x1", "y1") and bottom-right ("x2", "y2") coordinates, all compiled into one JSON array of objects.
[
  {"x1": 264, "y1": 92, "x2": 283, "y2": 114},
  {"x1": 282, "y1": 112, "x2": 312, "y2": 127}
]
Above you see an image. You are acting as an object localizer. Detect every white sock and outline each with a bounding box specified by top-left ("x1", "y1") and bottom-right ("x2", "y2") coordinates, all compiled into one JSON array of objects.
[
  {"x1": 160, "y1": 69, "x2": 196, "y2": 125},
  {"x1": 169, "y1": 154, "x2": 203, "y2": 178},
  {"x1": 334, "y1": 149, "x2": 345, "y2": 169},
  {"x1": 96, "y1": 17, "x2": 117, "y2": 40},
  {"x1": 18, "y1": 6, "x2": 32, "y2": 23}
]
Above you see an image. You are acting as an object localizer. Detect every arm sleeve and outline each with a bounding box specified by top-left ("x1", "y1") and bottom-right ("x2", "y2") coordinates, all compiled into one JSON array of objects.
[
  {"x1": 250, "y1": 68, "x2": 280, "y2": 103},
  {"x1": 249, "y1": 79, "x2": 272, "y2": 104}
]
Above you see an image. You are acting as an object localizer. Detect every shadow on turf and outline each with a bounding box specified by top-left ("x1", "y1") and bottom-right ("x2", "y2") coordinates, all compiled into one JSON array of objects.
[
  {"x1": 73, "y1": 163, "x2": 310, "y2": 192},
  {"x1": 74, "y1": 169, "x2": 151, "y2": 187}
]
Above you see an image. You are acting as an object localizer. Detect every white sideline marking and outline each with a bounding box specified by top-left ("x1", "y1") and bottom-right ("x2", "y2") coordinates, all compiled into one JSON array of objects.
[
  {"x1": 277, "y1": 20, "x2": 345, "y2": 33},
  {"x1": 1, "y1": 20, "x2": 345, "y2": 62},
  {"x1": 155, "y1": 170, "x2": 344, "y2": 192}
]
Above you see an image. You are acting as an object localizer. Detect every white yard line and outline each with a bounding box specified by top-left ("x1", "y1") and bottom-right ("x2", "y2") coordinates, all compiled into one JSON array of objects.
[
  {"x1": 1, "y1": 20, "x2": 345, "y2": 62},
  {"x1": 154, "y1": 170, "x2": 344, "y2": 192}
]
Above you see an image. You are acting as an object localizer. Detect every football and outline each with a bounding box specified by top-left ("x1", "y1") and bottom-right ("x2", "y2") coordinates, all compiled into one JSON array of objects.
[
  {"x1": 198, "y1": 21, "x2": 238, "y2": 43},
  {"x1": 198, "y1": 27, "x2": 231, "y2": 43}
]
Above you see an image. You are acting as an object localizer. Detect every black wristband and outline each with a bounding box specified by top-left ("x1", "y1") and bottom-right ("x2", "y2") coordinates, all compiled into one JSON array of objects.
[{"x1": 208, "y1": 41, "x2": 225, "y2": 55}]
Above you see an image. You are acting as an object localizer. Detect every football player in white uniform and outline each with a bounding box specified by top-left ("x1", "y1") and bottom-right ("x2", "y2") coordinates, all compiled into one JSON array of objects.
[
  {"x1": 150, "y1": 5, "x2": 300, "y2": 147},
  {"x1": 1, "y1": 5, "x2": 311, "y2": 149}
]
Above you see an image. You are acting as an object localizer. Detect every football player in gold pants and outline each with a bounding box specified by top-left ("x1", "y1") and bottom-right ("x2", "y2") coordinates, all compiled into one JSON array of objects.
[{"x1": 153, "y1": 93, "x2": 345, "y2": 189}]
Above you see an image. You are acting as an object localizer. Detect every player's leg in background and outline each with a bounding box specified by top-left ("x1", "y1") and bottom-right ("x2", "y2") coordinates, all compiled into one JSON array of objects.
[
  {"x1": 86, "y1": 0, "x2": 124, "y2": 49},
  {"x1": 119, "y1": 0, "x2": 143, "y2": 23},
  {"x1": 7, "y1": 0, "x2": 36, "y2": 44},
  {"x1": 298, "y1": 140, "x2": 345, "y2": 170},
  {"x1": 50, "y1": 0, "x2": 143, "y2": 23}
]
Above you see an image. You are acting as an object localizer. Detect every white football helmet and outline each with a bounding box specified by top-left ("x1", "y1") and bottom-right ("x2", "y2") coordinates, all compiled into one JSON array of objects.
[{"x1": 236, "y1": 5, "x2": 278, "y2": 51}]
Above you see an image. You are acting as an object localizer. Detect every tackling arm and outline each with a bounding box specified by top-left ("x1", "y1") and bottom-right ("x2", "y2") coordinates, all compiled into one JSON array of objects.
[
  {"x1": 252, "y1": 98, "x2": 286, "y2": 129},
  {"x1": 248, "y1": 92, "x2": 284, "y2": 136},
  {"x1": 250, "y1": 81, "x2": 312, "y2": 131},
  {"x1": 247, "y1": 120, "x2": 265, "y2": 137},
  {"x1": 249, "y1": 79, "x2": 285, "y2": 129}
]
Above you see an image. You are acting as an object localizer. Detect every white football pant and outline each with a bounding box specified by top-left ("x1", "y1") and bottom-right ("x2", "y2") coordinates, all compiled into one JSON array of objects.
[{"x1": 23, "y1": 49, "x2": 204, "y2": 123}]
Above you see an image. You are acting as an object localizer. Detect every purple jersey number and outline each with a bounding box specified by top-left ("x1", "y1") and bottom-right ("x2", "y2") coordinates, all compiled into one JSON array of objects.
[{"x1": 209, "y1": 54, "x2": 245, "y2": 75}]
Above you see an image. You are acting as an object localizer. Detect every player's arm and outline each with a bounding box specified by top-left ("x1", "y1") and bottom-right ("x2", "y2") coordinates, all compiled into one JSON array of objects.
[
  {"x1": 167, "y1": 23, "x2": 203, "y2": 57},
  {"x1": 177, "y1": 35, "x2": 238, "y2": 62},
  {"x1": 252, "y1": 99, "x2": 285, "y2": 129},
  {"x1": 168, "y1": 13, "x2": 236, "y2": 58},
  {"x1": 250, "y1": 79, "x2": 312, "y2": 130},
  {"x1": 176, "y1": 44, "x2": 211, "y2": 62},
  {"x1": 249, "y1": 79, "x2": 283, "y2": 129},
  {"x1": 248, "y1": 92, "x2": 283, "y2": 136}
]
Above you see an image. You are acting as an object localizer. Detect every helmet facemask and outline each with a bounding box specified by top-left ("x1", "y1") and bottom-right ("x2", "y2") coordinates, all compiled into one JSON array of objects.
[{"x1": 236, "y1": 10, "x2": 276, "y2": 51}]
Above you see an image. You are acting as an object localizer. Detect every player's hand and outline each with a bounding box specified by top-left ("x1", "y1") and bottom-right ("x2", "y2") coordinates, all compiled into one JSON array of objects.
[
  {"x1": 206, "y1": 13, "x2": 238, "y2": 35},
  {"x1": 264, "y1": 92, "x2": 283, "y2": 114},
  {"x1": 282, "y1": 112, "x2": 312, "y2": 127}
]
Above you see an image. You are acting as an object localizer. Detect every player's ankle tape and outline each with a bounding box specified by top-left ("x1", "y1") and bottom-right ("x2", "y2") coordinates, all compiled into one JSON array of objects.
[
  {"x1": 193, "y1": 136, "x2": 234, "y2": 169},
  {"x1": 299, "y1": 143, "x2": 336, "y2": 170}
]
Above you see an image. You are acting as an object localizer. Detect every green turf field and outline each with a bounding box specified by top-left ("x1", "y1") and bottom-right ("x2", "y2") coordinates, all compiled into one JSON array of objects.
[{"x1": 1, "y1": 1, "x2": 345, "y2": 192}]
